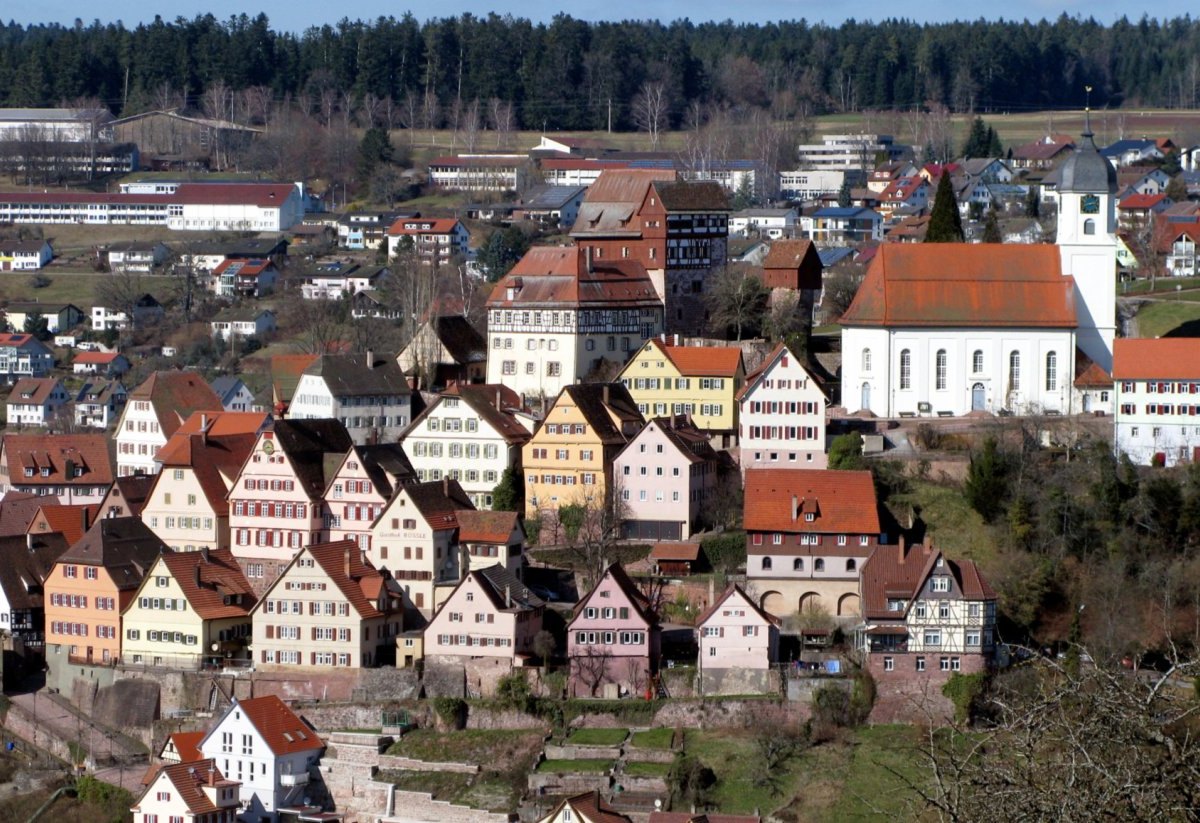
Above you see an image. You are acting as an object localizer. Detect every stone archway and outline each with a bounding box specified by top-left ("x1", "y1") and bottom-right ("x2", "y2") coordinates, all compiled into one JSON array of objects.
[
  {"x1": 798, "y1": 592, "x2": 824, "y2": 614},
  {"x1": 837, "y1": 592, "x2": 861, "y2": 617},
  {"x1": 760, "y1": 591, "x2": 786, "y2": 617}
]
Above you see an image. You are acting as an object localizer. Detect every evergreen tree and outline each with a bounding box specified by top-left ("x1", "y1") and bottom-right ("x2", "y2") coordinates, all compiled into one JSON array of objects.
[
  {"x1": 965, "y1": 437, "x2": 1009, "y2": 523},
  {"x1": 982, "y1": 207, "x2": 1002, "y2": 243},
  {"x1": 1024, "y1": 186, "x2": 1041, "y2": 218},
  {"x1": 837, "y1": 180, "x2": 852, "y2": 207},
  {"x1": 476, "y1": 227, "x2": 530, "y2": 282},
  {"x1": 962, "y1": 116, "x2": 1002, "y2": 159},
  {"x1": 356, "y1": 127, "x2": 394, "y2": 181},
  {"x1": 491, "y1": 466, "x2": 522, "y2": 512},
  {"x1": 925, "y1": 173, "x2": 965, "y2": 243}
]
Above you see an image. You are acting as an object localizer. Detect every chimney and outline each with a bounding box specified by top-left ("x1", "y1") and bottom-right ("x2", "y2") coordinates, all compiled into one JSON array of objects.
[
  {"x1": 366, "y1": 349, "x2": 374, "y2": 368},
  {"x1": 201, "y1": 546, "x2": 210, "y2": 564},
  {"x1": 495, "y1": 388, "x2": 502, "y2": 410},
  {"x1": 81, "y1": 506, "x2": 90, "y2": 534},
  {"x1": 208, "y1": 764, "x2": 216, "y2": 787},
  {"x1": 584, "y1": 245, "x2": 593, "y2": 273},
  {"x1": 26, "y1": 533, "x2": 33, "y2": 551},
  {"x1": 443, "y1": 477, "x2": 450, "y2": 497},
  {"x1": 791, "y1": 495, "x2": 798, "y2": 522},
  {"x1": 602, "y1": 384, "x2": 610, "y2": 406},
  {"x1": 898, "y1": 535, "x2": 907, "y2": 564},
  {"x1": 505, "y1": 584, "x2": 512, "y2": 609},
  {"x1": 344, "y1": 546, "x2": 352, "y2": 580},
  {"x1": 194, "y1": 562, "x2": 202, "y2": 588}
]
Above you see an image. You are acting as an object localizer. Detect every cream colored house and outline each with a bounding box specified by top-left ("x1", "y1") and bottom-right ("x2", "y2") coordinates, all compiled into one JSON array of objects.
[
  {"x1": 131, "y1": 759, "x2": 240, "y2": 823},
  {"x1": 424, "y1": 564, "x2": 545, "y2": 663},
  {"x1": 322, "y1": 443, "x2": 415, "y2": 551},
  {"x1": 121, "y1": 548, "x2": 256, "y2": 668},
  {"x1": 250, "y1": 539, "x2": 405, "y2": 670}
]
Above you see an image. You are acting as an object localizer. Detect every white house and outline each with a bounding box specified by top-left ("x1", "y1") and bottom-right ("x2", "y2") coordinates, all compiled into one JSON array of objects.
[
  {"x1": 778, "y1": 169, "x2": 865, "y2": 202},
  {"x1": 298, "y1": 261, "x2": 389, "y2": 300},
  {"x1": 198, "y1": 695, "x2": 324, "y2": 823},
  {"x1": 400, "y1": 384, "x2": 531, "y2": 510},
  {"x1": 287, "y1": 352, "x2": 413, "y2": 446},
  {"x1": 695, "y1": 584, "x2": 780, "y2": 696},
  {"x1": 0, "y1": 240, "x2": 52, "y2": 271},
  {"x1": 91, "y1": 294, "x2": 165, "y2": 331},
  {"x1": 211, "y1": 376, "x2": 259, "y2": 413},
  {"x1": 74, "y1": 380, "x2": 127, "y2": 429},
  {"x1": 5, "y1": 377, "x2": 69, "y2": 427},
  {"x1": 386, "y1": 218, "x2": 470, "y2": 265},
  {"x1": 115, "y1": 371, "x2": 223, "y2": 477},
  {"x1": 210, "y1": 308, "x2": 277, "y2": 341},
  {"x1": 131, "y1": 759, "x2": 241, "y2": 823},
  {"x1": 738, "y1": 342, "x2": 828, "y2": 471},
  {"x1": 0, "y1": 333, "x2": 53, "y2": 383},
  {"x1": 107, "y1": 241, "x2": 168, "y2": 273},
  {"x1": 729, "y1": 208, "x2": 798, "y2": 239},
  {"x1": 1113, "y1": 338, "x2": 1200, "y2": 466},
  {"x1": 799, "y1": 207, "x2": 884, "y2": 245}
]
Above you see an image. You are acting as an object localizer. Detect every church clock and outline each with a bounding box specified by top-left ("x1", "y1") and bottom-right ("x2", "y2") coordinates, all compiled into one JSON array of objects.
[{"x1": 1080, "y1": 194, "x2": 1100, "y2": 214}]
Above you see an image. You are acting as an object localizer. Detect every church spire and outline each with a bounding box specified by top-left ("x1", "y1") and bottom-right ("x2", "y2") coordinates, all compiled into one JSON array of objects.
[{"x1": 1083, "y1": 85, "x2": 1094, "y2": 138}]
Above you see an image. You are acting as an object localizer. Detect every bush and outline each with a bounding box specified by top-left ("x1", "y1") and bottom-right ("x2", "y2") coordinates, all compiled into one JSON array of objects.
[
  {"x1": 668, "y1": 752, "x2": 716, "y2": 807},
  {"x1": 495, "y1": 673, "x2": 534, "y2": 714},
  {"x1": 942, "y1": 671, "x2": 989, "y2": 724},
  {"x1": 700, "y1": 532, "x2": 746, "y2": 573},
  {"x1": 432, "y1": 697, "x2": 468, "y2": 730},
  {"x1": 848, "y1": 668, "x2": 876, "y2": 725},
  {"x1": 810, "y1": 684, "x2": 851, "y2": 741},
  {"x1": 828, "y1": 433, "x2": 866, "y2": 470}
]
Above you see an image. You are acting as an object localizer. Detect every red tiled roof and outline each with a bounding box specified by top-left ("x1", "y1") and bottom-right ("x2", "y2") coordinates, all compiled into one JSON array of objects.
[
  {"x1": 488, "y1": 247, "x2": 661, "y2": 309},
  {"x1": 550, "y1": 790, "x2": 633, "y2": 823},
  {"x1": 230, "y1": 695, "x2": 323, "y2": 756},
  {"x1": 133, "y1": 759, "x2": 238, "y2": 815},
  {"x1": 650, "y1": 812, "x2": 761, "y2": 823},
  {"x1": 212, "y1": 258, "x2": 274, "y2": 276},
  {"x1": 72, "y1": 351, "x2": 121, "y2": 365},
  {"x1": 385, "y1": 217, "x2": 463, "y2": 236},
  {"x1": 172, "y1": 182, "x2": 296, "y2": 208},
  {"x1": 743, "y1": 469, "x2": 880, "y2": 534},
  {"x1": 1, "y1": 433, "x2": 113, "y2": 487},
  {"x1": 650, "y1": 542, "x2": 700, "y2": 562},
  {"x1": 173, "y1": 410, "x2": 269, "y2": 438},
  {"x1": 860, "y1": 541, "x2": 995, "y2": 619},
  {"x1": 166, "y1": 730, "x2": 205, "y2": 763},
  {"x1": 29, "y1": 503, "x2": 100, "y2": 546},
  {"x1": 158, "y1": 549, "x2": 257, "y2": 620},
  {"x1": 840, "y1": 244, "x2": 1076, "y2": 328},
  {"x1": 649, "y1": 339, "x2": 744, "y2": 378},
  {"x1": 7, "y1": 377, "x2": 62, "y2": 405},
  {"x1": 1113, "y1": 338, "x2": 1200, "y2": 380},
  {"x1": 304, "y1": 539, "x2": 394, "y2": 619},
  {"x1": 1118, "y1": 193, "x2": 1167, "y2": 210},
  {"x1": 127, "y1": 371, "x2": 223, "y2": 439},
  {"x1": 456, "y1": 509, "x2": 520, "y2": 543}
]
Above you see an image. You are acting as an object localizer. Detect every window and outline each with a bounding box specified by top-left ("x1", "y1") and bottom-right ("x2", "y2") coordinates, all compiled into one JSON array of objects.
[
  {"x1": 1084, "y1": 218, "x2": 1095, "y2": 235},
  {"x1": 930, "y1": 576, "x2": 950, "y2": 593},
  {"x1": 1009, "y1": 351, "x2": 1021, "y2": 391},
  {"x1": 935, "y1": 349, "x2": 947, "y2": 390},
  {"x1": 899, "y1": 349, "x2": 911, "y2": 390},
  {"x1": 916, "y1": 657, "x2": 926, "y2": 672},
  {"x1": 924, "y1": 630, "x2": 942, "y2": 646},
  {"x1": 761, "y1": 557, "x2": 772, "y2": 570},
  {"x1": 814, "y1": 558, "x2": 825, "y2": 572},
  {"x1": 846, "y1": 559, "x2": 856, "y2": 572},
  {"x1": 1046, "y1": 351, "x2": 1057, "y2": 391},
  {"x1": 862, "y1": 349, "x2": 871, "y2": 372},
  {"x1": 939, "y1": 603, "x2": 950, "y2": 619},
  {"x1": 883, "y1": 656, "x2": 894, "y2": 671},
  {"x1": 972, "y1": 350, "x2": 983, "y2": 374}
]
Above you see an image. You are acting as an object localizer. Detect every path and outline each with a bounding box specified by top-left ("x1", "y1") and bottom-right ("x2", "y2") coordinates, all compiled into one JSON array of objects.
[{"x1": 7, "y1": 691, "x2": 145, "y2": 765}]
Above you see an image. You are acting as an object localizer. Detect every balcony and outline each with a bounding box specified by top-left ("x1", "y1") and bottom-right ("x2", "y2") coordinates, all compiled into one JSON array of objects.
[{"x1": 279, "y1": 770, "x2": 309, "y2": 787}]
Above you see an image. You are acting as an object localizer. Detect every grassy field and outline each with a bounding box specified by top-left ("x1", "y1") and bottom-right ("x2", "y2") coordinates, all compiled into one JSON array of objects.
[
  {"x1": 887, "y1": 479, "x2": 996, "y2": 566},
  {"x1": 565, "y1": 727, "x2": 628, "y2": 746},
  {"x1": 1133, "y1": 300, "x2": 1200, "y2": 338},
  {"x1": 385, "y1": 728, "x2": 546, "y2": 764},
  {"x1": 629, "y1": 727, "x2": 675, "y2": 749},
  {"x1": 687, "y1": 724, "x2": 925, "y2": 821},
  {"x1": 0, "y1": 777, "x2": 134, "y2": 823},
  {"x1": 0, "y1": 270, "x2": 179, "y2": 310},
  {"x1": 1120, "y1": 276, "x2": 1200, "y2": 296}
]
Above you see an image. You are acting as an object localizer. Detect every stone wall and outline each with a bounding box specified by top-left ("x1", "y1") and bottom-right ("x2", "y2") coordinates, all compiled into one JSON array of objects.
[
  {"x1": 385, "y1": 789, "x2": 516, "y2": 823},
  {"x1": 865, "y1": 654, "x2": 985, "y2": 724},
  {"x1": 378, "y1": 754, "x2": 478, "y2": 774},
  {"x1": 543, "y1": 744, "x2": 622, "y2": 760},
  {"x1": 696, "y1": 667, "x2": 777, "y2": 697},
  {"x1": 423, "y1": 661, "x2": 466, "y2": 698},
  {"x1": 352, "y1": 668, "x2": 421, "y2": 702},
  {"x1": 527, "y1": 770, "x2": 611, "y2": 795}
]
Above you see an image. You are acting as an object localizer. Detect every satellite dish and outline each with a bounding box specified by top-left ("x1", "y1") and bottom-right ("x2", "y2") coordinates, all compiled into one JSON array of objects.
[
  {"x1": 211, "y1": 643, "x2": 220, "y2": 652},
  {"x1": 654, "y1": 799, "x2": 663, "y2": 810}
]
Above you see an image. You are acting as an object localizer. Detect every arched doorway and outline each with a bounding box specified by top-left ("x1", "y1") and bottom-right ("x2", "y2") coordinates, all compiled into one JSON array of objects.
[
  {"x1": 861, "y1": 382, "x2": 871, "y2": 411},
  {"x1": 837, "y1": 592, "x2": 860, "y2": 617},
  {"x1": 798, "y1": 592, "x2": 824, "y2": 614},
  {"x1": 760, "y1": 591, "x2": 785, "y2": 618},
  {"x1": 971, "y1": 383, "x2": 986, "y2": 411}
]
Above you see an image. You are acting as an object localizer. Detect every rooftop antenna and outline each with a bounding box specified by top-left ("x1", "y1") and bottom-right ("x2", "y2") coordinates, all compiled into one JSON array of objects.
[{"x1": 1083, "y1": 85, "x2": 1094, "y2": 137}]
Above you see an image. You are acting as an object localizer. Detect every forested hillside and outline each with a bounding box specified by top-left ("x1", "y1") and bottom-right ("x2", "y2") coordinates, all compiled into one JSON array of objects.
[{"x1": 2, "y1": 14, "x2": 1200, "y2": 128}]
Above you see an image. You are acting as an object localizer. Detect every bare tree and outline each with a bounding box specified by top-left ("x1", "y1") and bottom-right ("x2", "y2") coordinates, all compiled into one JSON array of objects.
[
  {"x1": 632, "y1": 81, "x2": 670, "y2": 150},
  {"x1": 461, "y1": 99, "x2": 482, "y2": 153},
  {"x1": 359, "y1": 92, "x2": 382, "y2": 128},
  {"x1": 571, "y1": 646, "x2": 614, "y2": 697},
  {"x1": 94, "y1": 269, "x2": 148, "y2": 334},
  {"x1": 487, "y1": 98, "x2": 515, "y2": 148},
  {"x1": 705, "y1": 265, "x2": 768, "y2": 340}
]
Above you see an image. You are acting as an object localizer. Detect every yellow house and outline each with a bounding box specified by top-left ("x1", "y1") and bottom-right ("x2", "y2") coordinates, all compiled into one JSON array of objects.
[
  {"x1": 121, "y1": 548, "x2": 256, "y2": 668},
  {"x1": 523, "y1": 383, "x2": 642, "y2": 531},
  {"x1": 618, "y1": 338, "x2": 745, "y2": 446}
]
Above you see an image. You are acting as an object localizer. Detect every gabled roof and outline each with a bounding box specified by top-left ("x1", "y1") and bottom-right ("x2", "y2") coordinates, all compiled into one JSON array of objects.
[
  {"x1": 571, "y1": 170, "x2": 677, "y2": 236},
  {"x1": 649, "y1": 812, "x2": 760, "y2": 823},
  {"x1": 653, "y1": 179, "x2": 729, "y2": 212},
  {"x1": 442, "y1": 384, "x2": 531, "y2": 445},
  {"x1": 73, "y1": 351, "x2": 124, "y2": 365},
  {"x1": 0, "y1": 333, "x2": 51, "y2": 353},
  {"x1": 743, "y1": 469, "x2": 881, "y2": 535},
  {"x1": 542, "y1": 790, "x2": 632, "y2": 823},
  {"x1": 696, "y1": 584, "x2": 781, "y2": 628},
  {"x1": 1118, "y1": 193, "x2": 1168, "y2": 210},
  {"x1": 737, "y1": 342, "x2": 828, "y2": 403},
  {"x1": 339, "y1": 443, "x2": 417, "y2": 499},
  {"x1": 618, "y1": 417, "x2": 717, "y2": 466},
  {"x1": 155, "y1": 413, "x2": 266, "y2": 515},
  {"x1": 553, "y1": 384, "x2": 643, "y2": 447},
  {"x1": 570, "y1": 563, "x2": 656, "y2": 628},
  {"x1": 2, "y1": 433, "x2": 113, "y2": 487},
  {"x1": 1073, "y1": 348, "x2": 1113, "y2": 389},
  {"x1": 1113, "y1": 338, "x2": 1200, "y2": 380},
  {"x1": 104, "y1": 474, "x2": 155, "y2": 516},
  {"x1": 488, "y1": 247, "x2": 661, "y2": 309},
  {"x1": 55, "y1": 517, "x2": 167, "y2": 588},
  {"x1": 840, "y1": 244, "x2": 1075, "y2": 329},
  {"x1": 28, "y1": 503, "x2": 100, "y2": 546},
  {"x1": 430, "y1": 315, "x2": 486, "y2": 365},
  {"x1": 133, "y1": 759, "x2": 238, "y2": 815},
  {"x1": 0, "y1": 532, "x2": 68, "y2": 611},
  {"x1": 762, "y1": 239, "x2": 824, "y2": 290},
  {"x1": 0, "y1": 491, "x2": 44, "y2": 537},
  {"x1": 227, "y1": 695, "x2": 323, "y2": 756},
  {"x1": 270, "y1": 354, "x2": 319, "y2": 406},
  {"x1": 470, "y1": 563, "x2": 544, "y2": 612},
  {"x1": 304, "y1": 539, "x2": 396, "y2": 620},
  {"x1": 302, "y1": 352, "x2": 411, "y2": 397},
  {"x1": 860, "y1": 541, "x2": 995, "y2": 620},
  {"x1": 7, "y1": 377, "x2": 63, "y2": 405},
  {"x1": 385, "y1": 217, "x2": 464, "y2": 236},
  {"x1": 639, "y1": 339, "x2": 744, "y2": 378},
  {"x1": 163, "y1": 730, "x2": 205, "y2": 763},
  {"x1": 649, "y1": 542, "x2": 701, "y2": 562},
  {"x1": 126, "y1": 371, "x2": 223, "y2": 439},
  {"x1": 156, "y1": 548, "x2": 256, "y2": 620},
  {"x1": 267, "y1": 419, "x2": 355, "y2": 501},
  {"x1": 401, "y1": 479, "x2": 474, "y2": 531}
]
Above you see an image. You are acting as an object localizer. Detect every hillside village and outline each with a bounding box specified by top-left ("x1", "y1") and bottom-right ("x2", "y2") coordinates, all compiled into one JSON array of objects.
[{"x1": 0, "y1": 94, "x2": 1200, "y2": 823}]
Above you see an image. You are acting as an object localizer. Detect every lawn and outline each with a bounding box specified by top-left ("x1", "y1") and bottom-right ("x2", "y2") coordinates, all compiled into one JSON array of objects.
[
  {"x1": 887, "y1": 479, "x2": 996, "y2": 566},
  {"x1": 1120, "y1": 276, "x2": 1200, "y2": 296},
  {"x1": 623, "y1": 760, "x2": 671, "y2": 778},
  {"x1": 566, "y1": 727, "x2": 628, "y2": 746},
  {"x1": 536, "y1": 758, "x2": 613, "y2": 773},
  {"x1": 0, "y1": 270, "x2": 179, "y2": 311},
  {"x1": 385, "y1": 728, "x2": 545, "y2": 764},
  {"x1": 1133, "y1": 300, "x2": 1200, "y2": 339},
  {"x1": 629, "y1": 727, "x2": 675, "y2": 749}
]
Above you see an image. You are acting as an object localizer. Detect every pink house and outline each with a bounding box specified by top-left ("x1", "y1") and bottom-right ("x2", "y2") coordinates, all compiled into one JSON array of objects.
[
  {"x1": 695, "y1": 585, "x2": 780, "y2": 696},
  {"x1": 567, "y1": 563, "x2": 660, "y2": 698},
  {"x1": 423, "y1": 564, "x2": 545, "y2": 663}
]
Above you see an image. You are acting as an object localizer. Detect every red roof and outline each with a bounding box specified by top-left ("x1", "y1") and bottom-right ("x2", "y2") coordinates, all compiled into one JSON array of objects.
[
  {"x1": 230, "y1": 695, "x2": 323, "y2": 756},
  {"x1": 303, "y1": 539, "x2": 395, "y2": 619},
  {"x1": 1113, "y1": 338, "x2": 1200, "y2": 380},
  {"x1": 840, "y1": 244, "x2": 1076, "y2": 329},
  {"x1": 488, "y1": 247, "x2": 661, "y2": 309},
  {"x1": 647, "y1": 339, "x2": 744, "y2": 378},
  {"x1": 166, "y1": 730, "x2": 205, "y2": 763},
  {"x1": 860, "y1": 541, "x2": 995, "y2": 619},
  {"x1": 1, "y1": 433, "x2": 113, "y2": 487},
  {"x1": 743, "y1": 469, "x2": 881, "y2": 535},
  {"x1": 171, "y1": 182, "x2": 296, "y2": 208},
  {"x1": 1118, "y1": 193, "x2": 1167, "y2": 210},
  {"x1": 29, "y1": 503, "x2": 100, "y2": 546},
  {"x1": 212, "y1": 258, "x2": 274, "y2": 276},
  {"x1": 157, "y1": 549, "x2": 257, "y2": 620},
  {"x1": 73, "y1": 351, "x2": 121, "y2": 365},
  {"x1": 456, "y1": 510, "x2": 520, "y2": 543},
  {"x1": 133, "y1": 759, "x2": 238, "y2": 815},
  {"x1": 385, "y1": 217, "x2": 463, "y2": 236},
  {"x1": 126, "y1": 371, "x2": 223, "y2": 439},
  {"x1": 650, "y1": 542, "x2": 701, "y2": 562}
]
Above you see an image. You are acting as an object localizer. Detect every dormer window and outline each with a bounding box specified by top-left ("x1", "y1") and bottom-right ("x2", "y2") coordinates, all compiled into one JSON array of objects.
[{"x1": 804, "y1": 513, "x2": 815, "y2": 522}]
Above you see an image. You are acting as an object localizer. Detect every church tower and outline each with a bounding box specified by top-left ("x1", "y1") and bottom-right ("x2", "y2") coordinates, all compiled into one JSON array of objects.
[{"x1": 1056, "y1": 103, "x2": 1119, "y2": 373}]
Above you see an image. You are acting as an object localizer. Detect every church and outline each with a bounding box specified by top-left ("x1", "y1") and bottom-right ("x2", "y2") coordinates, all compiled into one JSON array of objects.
[{"x1": 840, "y1": 124, "x2": 1118, "y2": 418}]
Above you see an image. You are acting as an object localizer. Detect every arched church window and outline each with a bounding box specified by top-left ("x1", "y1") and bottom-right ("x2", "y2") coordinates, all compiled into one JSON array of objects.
[
  {"x1": 936, "y1": 350, "x2": 948, "y2": 391},
  {"x1": 862, "y1": 348, "x2": 872, "y2": 372},
  {"x1": 899, "y1": 350, "x2": 912, "y2": 390},
  {"x1": 972, "y1": 350, "x2": 984, "y2": 373},
  {"x1": 1083, "y1": 218, "x2": 1095, "y2": 235},
  {"x1": 1009, "y1": 351, "x2": 1021, "y2": 391},
  {"x1": 1046, "y1": 352, "x2": 1058, "y2": 391}
]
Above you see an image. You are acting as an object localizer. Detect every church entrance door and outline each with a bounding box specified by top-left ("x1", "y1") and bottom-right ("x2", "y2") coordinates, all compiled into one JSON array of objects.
[
  {"x1": 861, "y1": 382, "x2": 871, "y2": 411},
  {"x1": 971, "y1": 383, "x2": 986, "y2": 411}
]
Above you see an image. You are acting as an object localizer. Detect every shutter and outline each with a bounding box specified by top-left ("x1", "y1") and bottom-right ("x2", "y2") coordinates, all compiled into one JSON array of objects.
[{"x1": 266, "y1": 625, "x2": 274, "y2": 639}]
